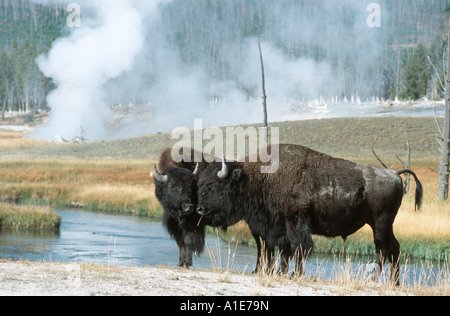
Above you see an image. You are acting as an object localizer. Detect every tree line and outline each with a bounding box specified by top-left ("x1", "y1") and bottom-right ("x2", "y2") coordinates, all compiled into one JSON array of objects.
[
  {"x1": 0, "y1": 40, "x2": 54, "y2": 116},
  {"x1": 0, "y1": 0, "x2": 64, "y2": 116},
  {"x1": 1, "y1": 0, "x2": 449, "y2": 116},
  {"x1": 159, "y1": 0, "x2": 449, "y2": 102}
]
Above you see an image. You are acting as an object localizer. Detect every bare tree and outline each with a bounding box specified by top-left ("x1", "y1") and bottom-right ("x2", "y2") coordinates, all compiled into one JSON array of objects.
[
  {"x1": 371, "y1": 130, "x2": 411, "y2": 195},
  {"x1": 258, "y1": 40, "x2": 268, "y2": 145},
  {"x1": 437, "y1": 18, "x2": 450, "y2": 201}
]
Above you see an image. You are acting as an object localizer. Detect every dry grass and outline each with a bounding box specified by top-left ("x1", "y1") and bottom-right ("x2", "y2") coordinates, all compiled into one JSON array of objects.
[
  {"x1": 0, "y1": 202, "x2": 61, "y2": 230},
  {"x1": 0, "y1": 129, "x2": 48, "y2": 152},
  {"x1": 396, "y1": 199, "x2": 449, "y2": 239},
  {"x1": 71, "y1": 183, "x2": 161, "y2": 217},
  {"x1": 0, "y1": 159, "x2": 161, "y2": 217}
]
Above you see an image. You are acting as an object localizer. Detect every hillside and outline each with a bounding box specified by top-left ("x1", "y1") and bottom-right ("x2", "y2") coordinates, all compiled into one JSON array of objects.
[{"x1": 0, "y1": 116, "x2": 442, "y2": 163}]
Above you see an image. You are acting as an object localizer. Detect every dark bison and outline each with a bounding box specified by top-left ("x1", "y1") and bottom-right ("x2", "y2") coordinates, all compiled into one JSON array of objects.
[
  {"x1": 196, "y1": 144, "x2": 423, "y2": 284},
  {"x1": 153, "y1": 148, "x2": 270, "y2": 272},
  {"x1": 152, "y1": 148, "x2": 213, "y2": 268}
]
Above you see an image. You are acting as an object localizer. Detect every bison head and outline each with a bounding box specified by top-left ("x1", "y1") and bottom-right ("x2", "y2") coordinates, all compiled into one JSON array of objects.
[
  {"x1": 153, "y1": 164, "x2": 199, "y2": 219},
  {"x1": 196, "y1": 156, "x2": 242, "y2": 226}
]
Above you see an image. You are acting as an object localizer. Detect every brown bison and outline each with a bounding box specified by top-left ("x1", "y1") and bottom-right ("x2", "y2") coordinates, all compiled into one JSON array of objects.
[
  {"x1": 152, "y1": 148, "x2": 210, "y2": 268},
  {"x1": 153, "y1": 147, "x2": 273, "y2": 272},
  {"x1": 196, "y1": 144, "x2": 423, "y2": 284}
]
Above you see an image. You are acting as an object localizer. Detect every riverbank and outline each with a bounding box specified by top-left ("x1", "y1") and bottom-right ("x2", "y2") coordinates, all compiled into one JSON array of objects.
[
  {"x1": 1, "y1": 259, "x2": 444, "y2": 296},
  {"x1": 0, "y1": 203, "x2": 60, "y2": 230}
]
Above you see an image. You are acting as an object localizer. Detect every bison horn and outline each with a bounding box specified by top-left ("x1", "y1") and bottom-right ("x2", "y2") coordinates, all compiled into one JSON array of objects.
[
  {"x1": 217, "y1": 155, "x2": 228, "y2": 179},
  {"x1": 193, "y1": 163, "x2": 199, "y2": 176},
  {"x1": 153, "y1": 164, "x2": 168, "y2": 183}
]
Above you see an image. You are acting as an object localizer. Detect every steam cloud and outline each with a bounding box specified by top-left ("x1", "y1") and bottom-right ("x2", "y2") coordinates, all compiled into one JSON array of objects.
[
  {"x1": 32, "y1": 0, "x2": 382, "y2": 141},
  {"x1": 32, "y1": 0, "x2": 149, "y2": 140}
]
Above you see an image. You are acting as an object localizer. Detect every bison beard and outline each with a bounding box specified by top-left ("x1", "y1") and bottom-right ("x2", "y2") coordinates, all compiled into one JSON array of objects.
[{"x1": 196, "y1": 144, "x2": 423, "y2": 284}]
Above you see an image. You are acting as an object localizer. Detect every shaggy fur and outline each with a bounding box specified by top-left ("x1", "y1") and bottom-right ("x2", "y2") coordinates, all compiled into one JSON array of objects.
[
  {"x1": 155, "y1": 148, "x2": 265, "y2": 270},
  {"x1": 154, "y1": 148, "x2": 211, "y2": 268},
  {"x1": 197, "y1": 144, "x2": 423, "y2": 283}
]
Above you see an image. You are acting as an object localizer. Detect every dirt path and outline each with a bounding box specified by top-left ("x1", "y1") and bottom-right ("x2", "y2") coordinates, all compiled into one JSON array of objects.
[{"x1": 0, "y1": 260, "x2": 405, "y2": 296}]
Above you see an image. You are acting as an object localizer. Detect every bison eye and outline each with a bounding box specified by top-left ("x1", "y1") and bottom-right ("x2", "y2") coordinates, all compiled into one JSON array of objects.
[
  {"x1": 169, "y1": 184, "x2": 182, "y2": 194},
  {"x1": 208, "y1": 182, "x2": 218, "y2": 189}
]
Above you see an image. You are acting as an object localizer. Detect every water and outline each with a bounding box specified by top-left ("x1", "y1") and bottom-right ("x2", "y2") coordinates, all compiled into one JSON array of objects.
[
  {"x1": 0, "y1": 210, "x2": 256, "y2": 270},
  {"x1": 0, "y1": 210, "x2": 446, "y2": 287},
  {"x1": 279, "y1": 100, "x2": 445, "y2": 121}
]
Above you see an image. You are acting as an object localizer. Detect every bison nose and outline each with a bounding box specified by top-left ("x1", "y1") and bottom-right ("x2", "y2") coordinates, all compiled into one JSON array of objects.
[
  {"x1": 181, "y1": 203, "x2": 194, "y2": 214},
  {"x1": 196, "y1": 205, "x2": 206, "y2": 216}
]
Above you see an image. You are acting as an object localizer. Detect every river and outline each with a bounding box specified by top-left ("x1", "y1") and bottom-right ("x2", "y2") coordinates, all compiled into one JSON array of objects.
[{"x1": 0, "y1": 210, "x2": 446, "y2": 287}]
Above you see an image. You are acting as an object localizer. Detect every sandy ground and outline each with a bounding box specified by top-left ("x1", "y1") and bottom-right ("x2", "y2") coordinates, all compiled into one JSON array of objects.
[{"x1": 0, "y1": 260, "x2": 406, "y2": 296}]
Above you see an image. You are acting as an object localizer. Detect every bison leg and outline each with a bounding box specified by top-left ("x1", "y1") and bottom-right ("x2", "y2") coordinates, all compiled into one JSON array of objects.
[
  {"x1": 277, "y1": 243, "x2": 291, "y2": 275},
  {"x1": 252, "y1": 235, "x2": 275, "y2": 274},
  {"x1": 176, "y1": 242, "x2": 189, "y2": 268},
  {"x1": 373, "y1": 226, "x2": 401, "y2": 286},
  {"x1": 252, "y1": 234, "x2": 263, "y2": 274},
  {"x1": 389, "y1": 234, "x2": 401, "y2": 286},
  {"x1": 373, "y1": 246, "x2": 384, "y2": 282},
  {"x1": 182, "y1": 229, "x2": 205, "y2": 269},
  {"x1": 251, "y1": 234, "x2": 276, "y2": 274},
  {"x1": 175, "y1": 235, "x2": 194, "y2": 268},
  {"x1": 266, "y1": 244, "x2": 276, "y2": 274},
  {"x1": 286, "y1": 217, "x2": 313, "y2": 276},
  {"x1": 183, "y1": 248, "x2": 193, "y2": 268}
]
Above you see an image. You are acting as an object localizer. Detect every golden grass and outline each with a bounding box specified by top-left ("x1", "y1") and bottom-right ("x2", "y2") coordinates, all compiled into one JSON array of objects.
[
  {"x1": 0, "y1": 159, "x2": 161, "y2": 217},
  {"x1": 0, "y1": 129, "x2": 48, "y2": 152},
  {"x1": 71, "y1": 183, "x2": 161, "y2": 216},
  {"x1": 396, "y1": 199, "x2": 450, "y2": 239},
  {"x1": 0, "y1": 202, "x2": 61, "y2": 230}
]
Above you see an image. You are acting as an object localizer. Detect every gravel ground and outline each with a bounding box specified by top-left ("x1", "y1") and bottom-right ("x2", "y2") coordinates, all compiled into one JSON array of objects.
[{"x1": 0, "y1": 260, "x2": 405, "y2": 296}]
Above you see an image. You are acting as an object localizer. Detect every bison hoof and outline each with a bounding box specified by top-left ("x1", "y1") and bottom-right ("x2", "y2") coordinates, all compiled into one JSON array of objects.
[{"x1": 177, "y1": 263, "x2": 191, "y2": 269}]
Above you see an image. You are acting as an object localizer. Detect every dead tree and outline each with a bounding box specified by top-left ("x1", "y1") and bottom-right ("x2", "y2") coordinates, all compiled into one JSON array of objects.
[
  {"x1": 400, "y1": 130, "x2": 411, "y2": 195},
  {"x1": 258, "y1": 40, "x2": 268, "y2": 145},
  {"x1": 437, "y1": 19, "x2": 450, "y2": 201},
  {"x1": 372, "y1": 130, "x2": 411, "y2": 195}
]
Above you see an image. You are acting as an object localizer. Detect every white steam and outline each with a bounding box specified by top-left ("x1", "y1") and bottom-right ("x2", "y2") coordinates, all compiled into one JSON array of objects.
[
  {"x1": 33, "y1": 0, "x2": 148, "y2": 140},
  {"x1": 32, "y1": 0, "x2": 382, "y2": 140}
]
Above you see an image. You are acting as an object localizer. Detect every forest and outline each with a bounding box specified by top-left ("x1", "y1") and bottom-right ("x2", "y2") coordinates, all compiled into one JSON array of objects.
[{"x1": 0, "y1": 0, "x2": 449, "y2": 115}]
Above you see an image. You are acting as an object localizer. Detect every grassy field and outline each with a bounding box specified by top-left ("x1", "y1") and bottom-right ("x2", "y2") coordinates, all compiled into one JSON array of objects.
[
  {"x1": 0, "y1": 159, "x2": 160, "y2": 217},
  {"x1": 0, "y1": 117, "x2": 449, "y2": 261},
  {"x1": 0, "y1": 116, "x2": 443, "y2": 161}
]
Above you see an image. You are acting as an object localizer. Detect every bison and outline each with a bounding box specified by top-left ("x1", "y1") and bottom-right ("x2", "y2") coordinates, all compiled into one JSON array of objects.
[
  {"x1": 153, "y1": 148, "x2": 272, "y2": 272},
  {"x1": 152, "y1": 148, "x2": 212, "y2": 268},
  {"x1": 196, "y1": 144, "x2": 423, "y2": 284}
]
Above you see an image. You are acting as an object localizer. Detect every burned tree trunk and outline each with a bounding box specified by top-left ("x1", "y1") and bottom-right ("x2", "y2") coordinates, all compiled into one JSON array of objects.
[
  {"x1": 437, "y1": 81, "x2": 450, "y2": 200},
  {"x1": 438, "y1": 20, "x2": 450, "y2": 201},
  {"x1": 258, "y1": 40, "x2": 268, "y2": 145}
]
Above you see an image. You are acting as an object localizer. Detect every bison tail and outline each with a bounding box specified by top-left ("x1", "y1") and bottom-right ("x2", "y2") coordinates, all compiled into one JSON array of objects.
[{"x1": 397, "y1": 169, "x2": 423, "y2": 211}]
